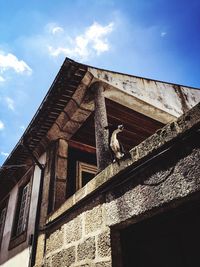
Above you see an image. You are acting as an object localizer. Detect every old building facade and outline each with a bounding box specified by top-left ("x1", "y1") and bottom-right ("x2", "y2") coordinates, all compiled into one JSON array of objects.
[{"x1": 0, "y1": 58, "x2": 200, "y2": 267}]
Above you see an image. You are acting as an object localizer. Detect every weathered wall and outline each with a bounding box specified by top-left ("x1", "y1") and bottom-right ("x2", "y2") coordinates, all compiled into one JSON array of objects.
[
  {"x1": 43, "y1": 141, "x2": 200, "y2": 267},
  {"x1": 0, "y1": 248, "x2": 30, "y2": 267},
  {"x1": 42, "y1": 105, "x2": 200, "y2": 267},
  {"x1": 45, "y1": 201, "x2": 111, "y2": 267},
  {"x1": 0, "y1": 154, "x2": 46, "y2": 266},
  {"x1": 89, "y1": 67, "x2": 200, "y2": 122}
]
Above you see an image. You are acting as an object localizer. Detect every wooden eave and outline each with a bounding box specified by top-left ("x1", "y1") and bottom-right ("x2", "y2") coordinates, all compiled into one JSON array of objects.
[
  {"x1": 71, "y1": 99, "x2": 164, "y2": 150},
  {"x1": 0, "y1": 58, "x2": 88, "y2": 199}
]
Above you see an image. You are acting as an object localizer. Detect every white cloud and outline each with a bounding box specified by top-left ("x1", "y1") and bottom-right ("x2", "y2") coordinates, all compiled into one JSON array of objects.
[
  {"x1": 48, "y1": 22, "x2": 114, "y2": 60},
  {"x1": 161, "y1": 32, "x2": 167, "y2": 37},
  {"x1": 52, "y1": 26, "x2": 64, "y2": 35},
  {"x1": 48, "y1": 46, "x2": 72, "y2": 57},
  {"x1": 5, "y1": 97, "x2": 15, "y2": 110},
  {"x1": 0, "y1": 51, "x2": 32, "y2": 75},
  {"x1": 0, "y1": 120, "x2": 5, "y2": 130},
  {"x1": 46, "y1": 23, "x2": 64, "y2": 35},
  {"x1": 0, "y1": 75, "x2": 5, "y2": 82},
  {"x1": 0, "y1": 151, "x2": 9, "y2": 157}
]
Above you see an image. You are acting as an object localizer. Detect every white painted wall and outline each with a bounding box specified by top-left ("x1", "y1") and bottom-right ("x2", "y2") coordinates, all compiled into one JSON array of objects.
[
  {"x1": 0, "y1": 248, "x2": 30, "y2": 267},
  {"x1": 89, "y1": 68, "x2": 200, "y2": 122},
  {"x1": 0, "y1": 153, "x2": 46, "y2": 267}
]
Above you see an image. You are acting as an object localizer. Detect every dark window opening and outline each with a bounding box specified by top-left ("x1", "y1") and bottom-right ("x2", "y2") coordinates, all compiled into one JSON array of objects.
[
  {"x1": 67, "y1": 147, "x2": 97, "y2": 198},
  {"x1": 60, "y1": 98, "x2": 164, "y2": 202},
  {"x1": 120, "y1": 201, "x2": 200, "y2": 267},
  {"x1": 76, "y1": 161, "x2": 97, "y2": 190},
  {"x1": 82, "y1": 171, "x2": 95, "y2": 187}
]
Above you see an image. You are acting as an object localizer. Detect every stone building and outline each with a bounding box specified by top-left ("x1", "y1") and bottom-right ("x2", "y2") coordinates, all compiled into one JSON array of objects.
[{"x1": 0, "y1": 58, "x2": 200, "y2": 267}]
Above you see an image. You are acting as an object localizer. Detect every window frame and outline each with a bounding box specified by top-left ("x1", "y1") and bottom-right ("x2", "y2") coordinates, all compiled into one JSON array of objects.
[
  {"x1": 9, "y1": 168, "x2": 33, "y2": 250},
  {"x1": 76, "y1": 161, "x2": 97, "y2": 190},
  {"x1": 0, "y1": 197, "x2": 9, "y2": 248},
  {"x1": 15, "y1": 182, "x2": 31, "y2": 236}
]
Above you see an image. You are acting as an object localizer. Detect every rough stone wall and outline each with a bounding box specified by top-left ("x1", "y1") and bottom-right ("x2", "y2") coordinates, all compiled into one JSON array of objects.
[
  {"x1": 45, "y1": 204, "x2": 111, "y2": 267},
  {"x1": 105, "y1": 141, "x2": 200, "y2": 228},
  {"x1": 43, "y1": 127, "x2": 200, "y2": 267},
  {"x1": 41, "y1": 104, "x2": 200, "y2": 267}
]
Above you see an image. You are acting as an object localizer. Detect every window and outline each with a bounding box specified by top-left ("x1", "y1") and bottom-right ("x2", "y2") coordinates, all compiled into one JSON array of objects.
[
  {"x1": 9, "y1": 172, "x2": 32, "y2": 249},
  {"x1": 13, "y1": 181, "x2": 31, "y2": 237},
  {"x1": 67, "y1": 147, "x2": 97, "y2": 197},
  {"x1": 76, "y1": 161, "x2": 97, "y2": 190},
  {"x1": 0, "y1": 199, "x2": 8, "y2": 246},
  {"x1": 15, "y1": 182, "x2": 31, "y2": 236}
]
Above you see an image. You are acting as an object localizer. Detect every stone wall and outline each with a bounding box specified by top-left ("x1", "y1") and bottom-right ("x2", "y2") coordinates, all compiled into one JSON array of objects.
[
  {"x1": 45, "y1": 203, "x2": 111, "y2": 267},
  {"x1": 41, "y1": 104, "x2": 200, "y2": 267},
  {"x1": 43, "y1": 131, "x2": 200, "y2": 267}
]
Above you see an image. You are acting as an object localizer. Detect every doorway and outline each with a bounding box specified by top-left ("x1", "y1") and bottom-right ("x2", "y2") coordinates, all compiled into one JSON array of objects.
[{"x1": 120, "y1": 202, "x2": 200, "y2": 267}]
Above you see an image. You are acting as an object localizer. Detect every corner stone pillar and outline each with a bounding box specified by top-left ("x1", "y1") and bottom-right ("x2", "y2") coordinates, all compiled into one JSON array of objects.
[
  {"x1": 47, "y1": 139, "x2": 68, "y2": 213},
  {"x1": 54, "y1": 138, "x2": 68, "y2": 210},
  {"x1": 93, "y1": 82, "x2": 111, "y2": 172},
  {"x1": 35, "y1": 139, "x2": 68, "y2": 266}
]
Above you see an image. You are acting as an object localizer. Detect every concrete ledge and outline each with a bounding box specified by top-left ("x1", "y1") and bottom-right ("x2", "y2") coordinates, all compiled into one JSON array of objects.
[{"x1": 46, "y1": 102, "x2": 200, "y2": 224}]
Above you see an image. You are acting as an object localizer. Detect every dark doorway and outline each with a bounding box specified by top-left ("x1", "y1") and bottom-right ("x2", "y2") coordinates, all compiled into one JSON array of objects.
[{"x1": 120, "y1": 202, "x2": 200, "y2": 267}]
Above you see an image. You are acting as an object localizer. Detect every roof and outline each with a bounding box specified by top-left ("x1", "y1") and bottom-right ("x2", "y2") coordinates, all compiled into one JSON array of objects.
[
  {"x1": 0, "y1": 58, "x2": 88, "y2": 197},
  {"x1": 0, "y1": 57, "x2": 199, "y2": 199}
]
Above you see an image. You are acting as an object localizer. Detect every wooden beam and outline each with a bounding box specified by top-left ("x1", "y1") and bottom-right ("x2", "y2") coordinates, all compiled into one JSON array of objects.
[{"x1": 69, "y1": 139, "x2": 96, "y2": 154}]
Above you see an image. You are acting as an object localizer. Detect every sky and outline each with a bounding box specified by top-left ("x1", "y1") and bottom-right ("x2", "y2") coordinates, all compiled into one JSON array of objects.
[{"x1": 0, "y1": 0, "x2": 200, "y2": 165}]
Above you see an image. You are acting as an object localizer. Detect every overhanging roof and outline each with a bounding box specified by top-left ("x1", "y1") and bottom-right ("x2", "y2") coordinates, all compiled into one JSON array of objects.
[
  {"x1": 0, "y1": 58, "x2": 88, "y2": 198},
  {"x1": 0, "y1": 57, "x2": 199, "y2": 199}
]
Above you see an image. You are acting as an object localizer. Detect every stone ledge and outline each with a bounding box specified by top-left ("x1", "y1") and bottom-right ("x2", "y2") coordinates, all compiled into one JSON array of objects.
[{"x1": 46, "y1": 102, "x2": 200, "y2": 224}]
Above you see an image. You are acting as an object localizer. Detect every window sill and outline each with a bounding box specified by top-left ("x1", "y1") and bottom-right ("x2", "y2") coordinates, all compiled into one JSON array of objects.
[{"x1": 9, "y1": 231, "x2": 27, "y2": 250}]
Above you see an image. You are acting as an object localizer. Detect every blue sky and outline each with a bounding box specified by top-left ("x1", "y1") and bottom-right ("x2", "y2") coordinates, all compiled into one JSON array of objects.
[{"x1": 0, "y1": 0, "x2": 200, "y2": 164}]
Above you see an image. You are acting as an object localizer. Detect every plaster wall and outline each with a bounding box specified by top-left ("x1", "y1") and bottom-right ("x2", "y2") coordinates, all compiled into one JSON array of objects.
[
  {"x1": 0, "y1": 248, "x2": 29, "y2": 267},
  {"x1": 0, "y1": 183, "x2": 18, "y2": 261},
  {"x1": 0, "y1": 154, "x2": 46, "y2": 266},
  {"x1": 89, "y1": 68, "x2": 200, "y2": 119}
]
